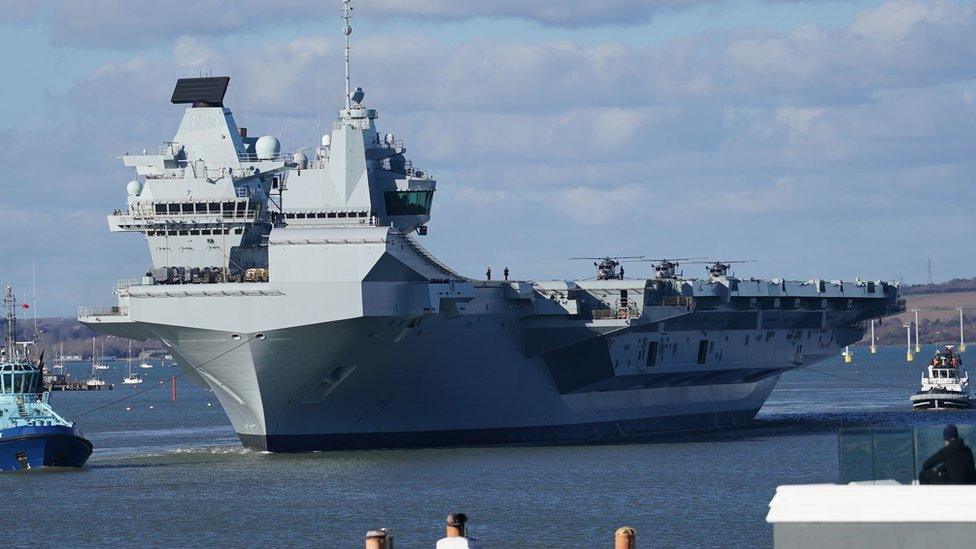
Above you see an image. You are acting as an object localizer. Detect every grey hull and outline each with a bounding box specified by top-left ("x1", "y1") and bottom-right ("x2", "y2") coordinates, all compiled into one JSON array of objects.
[{"x1": 238, "y1": 408, "x2": 763, "y2": 452}]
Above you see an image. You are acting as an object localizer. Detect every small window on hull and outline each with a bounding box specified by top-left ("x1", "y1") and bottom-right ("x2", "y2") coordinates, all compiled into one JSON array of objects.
[
  {"x1": 697, "y1": 340, "x2": 709, "y2": 365},
  {"x1": 646, "y1": 342, "x2": 658, "y2": 368}
]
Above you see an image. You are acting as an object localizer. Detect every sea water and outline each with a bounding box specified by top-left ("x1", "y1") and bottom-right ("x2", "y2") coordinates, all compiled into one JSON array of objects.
[{"x1": 4, "y1": 346, "x2": 972, "y2": 547}]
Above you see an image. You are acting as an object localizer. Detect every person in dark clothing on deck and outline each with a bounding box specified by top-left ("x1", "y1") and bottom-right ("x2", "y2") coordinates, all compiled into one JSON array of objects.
[{"x1": 919, "y1": 424, "x2": 976, "y2": 484}]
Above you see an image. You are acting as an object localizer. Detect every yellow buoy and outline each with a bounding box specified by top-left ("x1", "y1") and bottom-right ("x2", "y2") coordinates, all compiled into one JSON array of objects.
[
  {"x1": 843, "y1": 346, "x2": 853, "y2": 364},
  {"x1": 906, "y1": 351, "x2": 914, "y2": 362}
]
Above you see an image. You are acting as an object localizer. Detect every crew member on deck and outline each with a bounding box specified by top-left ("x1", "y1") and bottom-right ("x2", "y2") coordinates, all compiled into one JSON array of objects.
[
  {"x1": 503, "y1": 267, "x2": 509, "y2": 281},
  {"x1": 919, "y1": 424, "x2": 976, "y2": 484},
  {"x1": 486, "y1": 267, "x2": 491, "y2": 281}
]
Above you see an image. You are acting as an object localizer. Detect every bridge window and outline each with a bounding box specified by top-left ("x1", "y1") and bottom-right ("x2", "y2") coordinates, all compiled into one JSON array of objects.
[
  {"x1": 385, "y1": 190, "x2": 433, "y2": 216},
  {"x1": 155, "y1": 203, "x2": 167, "y2": 215}
]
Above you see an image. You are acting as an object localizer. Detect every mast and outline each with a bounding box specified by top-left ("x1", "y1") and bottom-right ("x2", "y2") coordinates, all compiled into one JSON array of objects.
[
  {"x1": 32, "y1": 259, "x2": 38, "y2": 341},
  {"x1": 342, "y1": 0, "x2": 353, "y2": 110},
  {"x1": 961, "y1": 307, "x2": 967, "y2": 353},
  {"x1": 4, "y1": 285, "x2": 16, "y2": 360},
  {"x1": 870, "y1": 319, "x2": 877, "y2": 354},
  {"x1": 914, "y1": 308, "x2": 921, "y2": 352},
  {"x1": 905, "y1": 324, "x2": 914, "y2": 362}
]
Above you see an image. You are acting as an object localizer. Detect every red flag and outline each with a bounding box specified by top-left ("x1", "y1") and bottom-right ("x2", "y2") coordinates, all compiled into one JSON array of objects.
[{"x1": 20, "y1": 303, "x2": 29, "y2": 309}]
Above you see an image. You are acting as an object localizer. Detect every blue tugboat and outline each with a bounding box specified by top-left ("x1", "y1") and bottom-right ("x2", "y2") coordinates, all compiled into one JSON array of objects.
[{"x1": 1, "y1": 285, "x2": 92, "y2": 471}]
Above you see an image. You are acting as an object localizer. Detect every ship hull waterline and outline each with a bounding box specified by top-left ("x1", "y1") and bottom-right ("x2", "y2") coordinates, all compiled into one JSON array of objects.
[
  {"x1": 0, "y1": 425, "x2": 93, "y2": 471},
  {"x1": 911, "y1": 393, "x2": 975, "y2": 411}
]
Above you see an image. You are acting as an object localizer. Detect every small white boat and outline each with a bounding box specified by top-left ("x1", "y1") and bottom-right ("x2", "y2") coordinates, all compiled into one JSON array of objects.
[
  {"x1": 86, "y1": 338, "x2": 107, "y2": 389},
  {"x1": 94, "y1": 363, "x2": 110, "y2": 370},
  {"x1": 123, "y1": 342, "x2": 143, "y2": 385},
  {"x1": 85, "y1": 377, "x2": 106, "y2": 389},
  {"x1": 911, "y1": 345, "x2": 974, "y2": 410},
  {"x1": 139, "y1": 362, "x2": 153, "y2": 369}
]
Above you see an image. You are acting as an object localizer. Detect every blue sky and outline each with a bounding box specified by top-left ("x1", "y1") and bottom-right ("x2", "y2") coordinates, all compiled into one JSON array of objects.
[{"x1": 0, "y1": 0, "x2": 974, "y2": 315}]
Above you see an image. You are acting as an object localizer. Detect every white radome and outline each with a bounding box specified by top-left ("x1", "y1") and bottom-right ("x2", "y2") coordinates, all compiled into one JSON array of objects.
[
  {"x1": 255, "y1": 135, "x2": 281, "y2": 160},
  {"x1": 293, "y1": 150, "x2": 308, "y2": 169},
  {"x1": 126, "y1": 179, "x2": 143, "y2": 196},
  {"x1": 321, "y1": 134, "x2": 332, "y2": 148}
]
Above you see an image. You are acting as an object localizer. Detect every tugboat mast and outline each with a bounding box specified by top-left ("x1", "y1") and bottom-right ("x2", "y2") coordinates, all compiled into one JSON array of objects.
[{"x1": 3, "y1": 285, "x2": 15, "y2": 360}]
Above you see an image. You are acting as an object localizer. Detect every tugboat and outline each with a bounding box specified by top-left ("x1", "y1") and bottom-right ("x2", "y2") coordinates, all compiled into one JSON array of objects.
[
  {"x1": 910, "y1": 345, "x2": 974, "y2": 410},
  {"x1": 0, "y1": 285, "x2": 93, "y2": 471}
]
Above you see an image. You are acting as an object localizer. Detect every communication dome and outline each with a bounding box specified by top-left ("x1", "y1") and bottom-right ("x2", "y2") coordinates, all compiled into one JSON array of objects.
[
  {"x1": 126, "y1": 179, "x2": 143, "y2": 196},
  {"x1": 255, "y1": 135, "x2": 281, "y2": 160},
  {"x1": 321, "y1": 134, "x2": 332, "y2": 148},
  {"x1": 293, "y1": 150, "x2": 308, "y2": 169}
]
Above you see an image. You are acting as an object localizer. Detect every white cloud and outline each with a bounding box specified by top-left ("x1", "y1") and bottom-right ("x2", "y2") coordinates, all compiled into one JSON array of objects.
[
  {"x1": 552, "y1": 185, "x2": 649, "y2": 226},
  {"x1": 30, "y1": 1, "x2": 723, "y2": 49}
]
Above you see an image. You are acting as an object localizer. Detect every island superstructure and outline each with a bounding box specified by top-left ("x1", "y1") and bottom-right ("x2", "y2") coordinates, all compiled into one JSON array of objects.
[{"x1": 80, "y1": 2, "x2": 904, "y2": 452}]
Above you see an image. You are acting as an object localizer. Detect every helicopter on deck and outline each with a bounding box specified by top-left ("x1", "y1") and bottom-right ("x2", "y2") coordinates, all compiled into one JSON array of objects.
[
  {"x1": 631, "y1": 257, "x2": 707, "y2": 279},
  {"x1": 570, "y1": 256, "x2": 645, "y2": 280},
  {"x1": 702, "y1": 260, "x2": 756, "y2": 280}
]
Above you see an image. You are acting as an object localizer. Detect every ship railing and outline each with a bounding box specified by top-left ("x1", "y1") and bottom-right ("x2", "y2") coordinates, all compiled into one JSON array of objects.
[
  {"x1": 115, "y1": 278, "x2": 146, "y2": 291},
  {"x1": 127, "y1": 142, "x2": 180, "y2": 157},
  {"x1": 237, "y1": 152, "x2": 295, "y2": 164},
  {"x1": 78, "y1": 305, "x2": 129, "y2": 318},
  {"x1": 401, "y1": 233, "x2": 463, "y2": 279}
]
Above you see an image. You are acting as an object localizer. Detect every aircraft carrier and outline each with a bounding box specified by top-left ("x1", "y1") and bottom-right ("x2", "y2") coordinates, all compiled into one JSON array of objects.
[{"x1": 80, "y1": 1, "x2": 904, "y2": 452}]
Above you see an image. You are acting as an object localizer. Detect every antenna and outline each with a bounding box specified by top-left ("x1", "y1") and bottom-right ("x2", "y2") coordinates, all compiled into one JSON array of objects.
[
  {"x1": 927, "y1": 257, "x2": 932, "y2": 284},
  {"x1": 32, "y1": 259, "x2": 38, "y2": 342},
  {"x1": 342, "y1": 0, "x2": 353, "y2": 110},
  {"x1": 3, "y1": 285, "x2": 14, "y2": 358}
]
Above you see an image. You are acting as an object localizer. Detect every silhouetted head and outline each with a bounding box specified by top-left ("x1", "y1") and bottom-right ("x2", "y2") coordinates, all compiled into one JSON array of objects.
[
  {"x1": 445, "y1": 513, "x2": 467, "y2": 537},
  {"x1": 944, "y1": 424, "x2": 959, "y2": 441}
]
